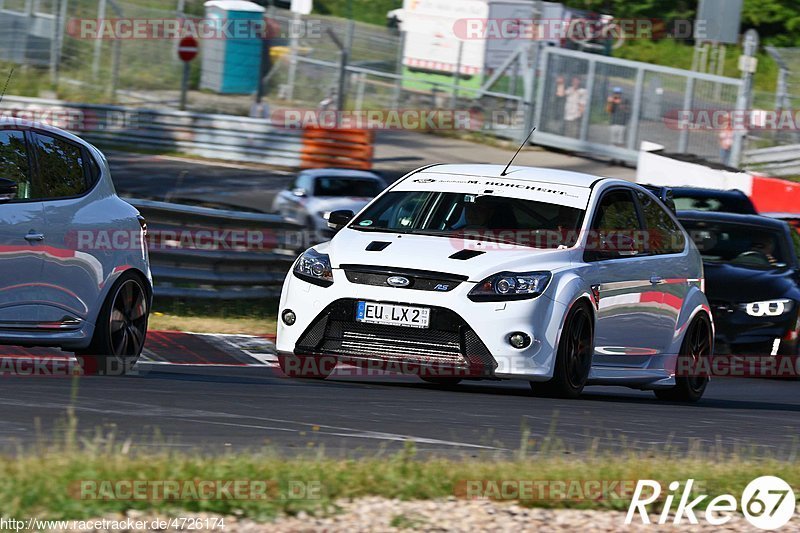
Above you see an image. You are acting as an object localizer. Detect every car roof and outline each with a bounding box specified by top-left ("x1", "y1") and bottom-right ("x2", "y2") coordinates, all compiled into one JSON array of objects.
[
  {"x1": 677, "y1": 210, "x2": 789, "y2": 230},
  {"x1": 300, "y1": 168, "x2": 382, "y2": 179},
  {"x1": 671, "y1": 187, "x2": 748, "y2": 198},
  {"x1": 0, "y1": 118, "x2": 94, "y2": 148},
  {"x1": 415, "y1": 164, "x2": 604, "y2": 188}
]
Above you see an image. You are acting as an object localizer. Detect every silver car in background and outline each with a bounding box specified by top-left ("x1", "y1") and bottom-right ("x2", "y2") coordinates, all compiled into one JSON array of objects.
[
  {"x1": 272, "y1": 168, "x2": 386, "y2": 244},
  {"x1": 0, "y1": 120, "x2": 151, "y2": 375}
]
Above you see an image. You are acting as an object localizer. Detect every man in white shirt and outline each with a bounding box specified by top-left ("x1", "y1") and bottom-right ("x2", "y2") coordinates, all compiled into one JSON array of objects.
[{"x1": 564, "y1": 76, "x2": 587, "y2": 138}]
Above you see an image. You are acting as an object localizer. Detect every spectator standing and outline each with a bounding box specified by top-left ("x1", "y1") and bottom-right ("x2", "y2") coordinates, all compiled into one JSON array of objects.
[
  {"x1": 606, "y1": 87, "x2": 630, "y2": 147},
  {"x1": 564, "y1": 76, "x2": 587, "y2": 138}
]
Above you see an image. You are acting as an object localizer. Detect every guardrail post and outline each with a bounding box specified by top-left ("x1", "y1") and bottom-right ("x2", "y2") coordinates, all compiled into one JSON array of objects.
[
  {"x1": 579, "y1": 59, "x2": 596, "y2": 143},
  {"x1": 627, "y1": 67, "x2": 645, "y2": 151},
  {"x1": 678, "y1": 76, "x2": 694, "y2": 154}
]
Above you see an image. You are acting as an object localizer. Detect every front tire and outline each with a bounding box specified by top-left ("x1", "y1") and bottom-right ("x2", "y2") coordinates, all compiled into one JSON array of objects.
[
  {"x1": 75, "y1": 273, "x2": 149, "y2": 376},
  {"x1": 531, "y1": 301, "x2": 594, "y2": 399},
  {"x1": 654, "y1": 314, "x2": 712, "y2": 402}
]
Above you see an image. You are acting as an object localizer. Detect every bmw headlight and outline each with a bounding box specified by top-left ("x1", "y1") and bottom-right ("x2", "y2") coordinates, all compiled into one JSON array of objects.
[
  {"x1": 742, "y1": 299, "x2": 794, "y2": 317},
  {"x1": 293, "y1": 248, "x2": 334, "y2": 287},
  {"x1": 468, "y1": 272, "x2": 551, "y2": 302}
]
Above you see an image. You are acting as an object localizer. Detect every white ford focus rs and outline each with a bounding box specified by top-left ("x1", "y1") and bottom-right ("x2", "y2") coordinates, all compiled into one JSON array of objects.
[{"x1": 277, "y1": 164, "x2": 714, "y2": 401}]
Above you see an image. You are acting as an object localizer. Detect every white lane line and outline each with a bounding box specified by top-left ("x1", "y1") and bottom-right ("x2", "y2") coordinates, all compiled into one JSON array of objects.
[{"x1": 180, "y1": 418, "x2": 502, "y2": 450}]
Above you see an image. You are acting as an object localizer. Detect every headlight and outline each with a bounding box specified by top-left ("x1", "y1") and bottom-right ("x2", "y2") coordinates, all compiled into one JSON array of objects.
[
  {"x1": 742, "y1": 299, "x2": 794, "y2": 317},
  {"x1": 468, "y1": 271, "x2": 551, "y2": 302},
  {"x1": 293, "y1": 248, "x2": 334, "y2": 287}
]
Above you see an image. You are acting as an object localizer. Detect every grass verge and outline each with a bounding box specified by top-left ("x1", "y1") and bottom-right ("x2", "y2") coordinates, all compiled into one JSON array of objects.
[
  {"x1": 2, "y1": 437, "x2": 798, "y2": 521},
  {"x1": 149, "y1": 298, "x2": 278, "y2": 336}
]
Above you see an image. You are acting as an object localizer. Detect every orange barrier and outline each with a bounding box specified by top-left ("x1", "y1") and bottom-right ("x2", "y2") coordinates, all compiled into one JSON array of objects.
[
  {"x1": 300, "y1": 128, "x2": 374, "y2": 170},
  {"x1": 750, "y1": 174, "x2": 800, "y2": 214}
]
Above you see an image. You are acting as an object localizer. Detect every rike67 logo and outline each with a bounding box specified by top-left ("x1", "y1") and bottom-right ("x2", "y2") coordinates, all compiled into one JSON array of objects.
[{"x1": 626, "y1": 476, "x2": 796, "y2": 530}]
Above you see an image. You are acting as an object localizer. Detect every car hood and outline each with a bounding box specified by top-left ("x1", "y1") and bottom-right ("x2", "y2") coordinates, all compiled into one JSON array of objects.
[
  {"x1": 322, "y1": 228, "x2": 575, "y2": 282},
  {"x1": 306, "y1": 197, "x2": 373, "y2": 215},
  {"x1": 703, "y1": 262, "x2": 799, "y2": 303}
]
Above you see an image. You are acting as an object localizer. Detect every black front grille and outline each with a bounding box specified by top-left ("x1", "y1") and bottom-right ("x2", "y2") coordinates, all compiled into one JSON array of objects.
[
  {"x1": 342, "y1": 264, "x2": 467, "y2": 292},
  {"x1": 295, "y1": 299, "x2": 496, "y2": 374}
]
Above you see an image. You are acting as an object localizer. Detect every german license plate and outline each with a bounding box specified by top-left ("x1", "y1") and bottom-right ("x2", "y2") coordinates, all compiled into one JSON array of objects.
[{"x1": 355, "y1": 301, "x2": 430, "y2": 329}]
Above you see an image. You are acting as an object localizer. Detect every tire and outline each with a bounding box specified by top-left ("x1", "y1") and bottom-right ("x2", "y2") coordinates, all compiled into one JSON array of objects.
[
  {"x1": 778, "y1": 314, "x2": 800, "y2": 356},
  {"x1": 420, "y1": 377, "x2": 462, "y2": 386},
  {"x1": 654, "y1": 314, "x2": 712, "y2": 403},
  {"x1": 531, "y1": 301, "x2": 594, "y2": 399},
  {"x1": 75, "y1": 273, "x2": 149, "y2": 376},
  {"x1": 278, "y1": 354, "x2": 335, "y2": 379}
]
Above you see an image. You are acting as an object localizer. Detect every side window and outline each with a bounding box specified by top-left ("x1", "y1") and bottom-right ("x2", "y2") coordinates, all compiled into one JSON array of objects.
[
  {"x1": 637, "y1": 192, "x2": 686, "y2": 255},
  {"x1": 0, "y1": 130, "x2": 32, "y2": 200},
  {"x1": 32, "y1": 133, "x2": 90, "y2": 199},
  {"x1": 586, "y1": 189, "x2": 644, "y2": 260}
]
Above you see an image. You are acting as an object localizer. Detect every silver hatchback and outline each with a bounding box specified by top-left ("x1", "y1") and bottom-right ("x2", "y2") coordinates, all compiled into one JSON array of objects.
[{"x1": 0, "y1": 120, "x2": 151, "y2": 374}]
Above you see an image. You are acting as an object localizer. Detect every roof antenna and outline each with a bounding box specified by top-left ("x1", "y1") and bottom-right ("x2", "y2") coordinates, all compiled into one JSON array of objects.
[
  {"x1": 501, "y1": 125, "x2": 536, "y2": 176},
  {"x1": 0, "y1": 68, "x2": 14, "y2": 106}
]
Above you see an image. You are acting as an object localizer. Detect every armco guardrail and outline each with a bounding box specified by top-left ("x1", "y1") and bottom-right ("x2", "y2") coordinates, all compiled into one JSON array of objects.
[
  {"x1": 743, "y1": 144, "x2": 800, "y2": 178},
  {"x1": 2, "y1": 96, "x2": 374, "y2": 169},
  {"x1": 2, "y1": 96, "x2": 304, "y2": 167},
  {"x1": 125, "y1": 198, "x2": 303, "y2": 299}
]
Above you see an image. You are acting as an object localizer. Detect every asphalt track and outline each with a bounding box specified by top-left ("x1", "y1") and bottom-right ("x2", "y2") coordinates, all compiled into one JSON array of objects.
[
  {"x1": 1, "y1": 332, "x2": 799, "y2": 458},
  {"x1": 3, "y1": 153, "x2": 795, "y2": 458}
]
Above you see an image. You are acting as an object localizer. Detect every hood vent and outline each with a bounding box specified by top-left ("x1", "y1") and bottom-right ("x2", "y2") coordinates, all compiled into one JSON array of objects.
[
  {"x1": 366, "y1": 241, "x2": 392, "y2": 251},
  {"x1": 449, "y1": 250, "x2": 485, "y2": 260}
]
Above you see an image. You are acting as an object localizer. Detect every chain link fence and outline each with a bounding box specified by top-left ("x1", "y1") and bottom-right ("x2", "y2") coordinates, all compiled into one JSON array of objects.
[{"x1": 1, "y1": 3, "x2": 751, "y2": 167}]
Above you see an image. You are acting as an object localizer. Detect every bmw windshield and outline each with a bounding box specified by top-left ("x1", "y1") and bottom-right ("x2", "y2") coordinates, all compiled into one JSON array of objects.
[
  {"x1": 681, "y1": 220, "x2": 790, "y2": 269},
  {"x1": 350, "y1": 191, "x2": 585, "y2": 249}
]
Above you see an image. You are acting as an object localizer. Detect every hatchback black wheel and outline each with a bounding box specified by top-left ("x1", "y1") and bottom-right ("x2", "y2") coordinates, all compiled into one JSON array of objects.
[
  {"x1": 654, "y1": 314, "x2": 712, "y2": 402},
  {"x1": 532, "y1": 302, "x2": 594, "y2": 399},
  {"x1": 75, "y1": 274, "x2": 149, "y2": 376}
]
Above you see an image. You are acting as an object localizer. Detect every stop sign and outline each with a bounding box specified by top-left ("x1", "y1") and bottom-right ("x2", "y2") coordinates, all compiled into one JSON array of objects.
[{"x1": 178, "y1": 36, "x2": 198, "y2": 62}]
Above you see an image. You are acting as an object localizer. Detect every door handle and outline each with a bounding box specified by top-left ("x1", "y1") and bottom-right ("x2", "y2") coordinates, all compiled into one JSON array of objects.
[
  {"x1": 24, "y1": 232, "x2": 45, "y2": 242},
  {"x1": 650, "y1": 276, "x2": 665, "y2": 285}
]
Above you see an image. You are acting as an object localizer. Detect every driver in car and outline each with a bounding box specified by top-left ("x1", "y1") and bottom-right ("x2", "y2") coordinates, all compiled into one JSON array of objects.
[{"x1": 750, "y1": 234, "x2": 779, "y2": 265}]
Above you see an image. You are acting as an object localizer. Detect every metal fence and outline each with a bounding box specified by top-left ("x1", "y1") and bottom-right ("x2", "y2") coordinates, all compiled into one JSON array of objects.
[
  {"x1": 2, "y1": 95, "x2": 304, "y2": 166},
  {"x1": 533, "y1": 47, "x2": 743, "y2": 164},
  {"x1": 127, "y1": 197, "x2": 302, "y2": 300}
]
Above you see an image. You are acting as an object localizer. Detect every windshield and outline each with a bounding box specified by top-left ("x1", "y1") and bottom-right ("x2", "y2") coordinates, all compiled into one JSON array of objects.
[
  {"x1": 313, "y1": 177, "x2": 382, "y2": 197},
  {"x1": 681, "y1": 219, "x2": 788, "y2": 269},
  {"x1": 351, "y1": 191, "x2": 585, "y2": 249}
]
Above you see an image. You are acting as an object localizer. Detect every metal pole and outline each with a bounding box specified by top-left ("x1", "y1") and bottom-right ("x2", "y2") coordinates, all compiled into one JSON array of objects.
[
  {"x1": 92, "y1": 0, "x2": 107, "y2": 80},
  {"x1": 579, "y1": 60, "x2": 596, "y2": 142},
  {"x1": 392, "y1": 31, "x2": 405, "y2": 109},
  {"x1": 49, "y1": 0, "x2": 60, "y2": 85},
  {"x1": 678, "y1": 76, "x2": 695, "y2": 153},
  {"x1": 626, "y1": 67, "x2": 645, "y2": 151},
  {"x1": 730, "y1": 29, "x2": 758, "y2": 168},
  {"x1": 451, "y1": 40, "x2": 463, "y2": 109},
  {"x1": 109, "y1": 38, "x2": 120, "y2": 100},
  {"x1": 326, "y1": 28, "x2": 348, "y2": 118},
  {"x1": 286, "y1": 11, "x2": 299, "y2": 100},
  {"x1": 179, "y1": 60, "x2": 190, "y2": 110}
]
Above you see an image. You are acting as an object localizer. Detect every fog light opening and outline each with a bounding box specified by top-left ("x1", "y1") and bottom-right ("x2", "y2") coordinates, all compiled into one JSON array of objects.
[
  {"x1": 508, "y1": 332, "x2": 531, "y2": 349},
  {"x1": 282, "y1": 310, "x2": 297, "y2": 326}
]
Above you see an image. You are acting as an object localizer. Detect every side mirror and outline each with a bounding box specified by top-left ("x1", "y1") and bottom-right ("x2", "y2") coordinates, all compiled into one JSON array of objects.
[
  {"x1": 0, "y1": 178, "x2": 18, "y2": 203},
  {"x1": 327, "y1": 210, "x2": 354, "y2": 230},
  {"x1": 292, "y1": 188, "x2": 307, "y2": 197}
]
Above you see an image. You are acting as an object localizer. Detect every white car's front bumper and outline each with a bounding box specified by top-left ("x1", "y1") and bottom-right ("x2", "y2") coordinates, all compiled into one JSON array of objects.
[{"x1": 276, "y1": 268, "x2": 568, "y2": 380}]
